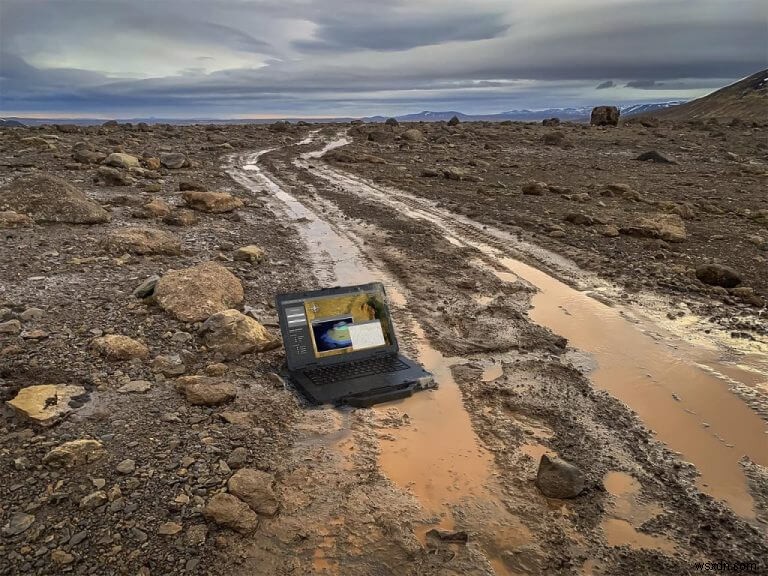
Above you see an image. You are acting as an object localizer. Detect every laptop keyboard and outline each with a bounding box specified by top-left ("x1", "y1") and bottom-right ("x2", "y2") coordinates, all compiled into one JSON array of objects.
[{"x1": 304, "y1": 355, "x2": 409, "y2": 386}]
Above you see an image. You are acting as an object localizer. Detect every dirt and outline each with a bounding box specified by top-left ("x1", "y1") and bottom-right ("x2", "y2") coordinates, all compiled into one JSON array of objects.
[{"x1": 1, "y1": 120, "x2": 766, "y2": 576}]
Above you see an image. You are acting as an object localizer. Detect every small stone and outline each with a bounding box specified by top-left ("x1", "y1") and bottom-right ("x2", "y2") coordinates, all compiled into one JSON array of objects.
[
  {"x1": 118, "y1": 380, "x2": 151, "y2": 394},
  {"x1": 204, "y1": 363, "x2": 228, "y2": 377},
  {"x1": 0, "y1": 319, "x2": 22, "y2": 334},
  {"x1": 228, "y1": 468, "x2": 279, "y2": 516},
  {"x1": 130, "y1": 528, "x2": 148, "y2": 543},
  {"x1": 157, "y1": 522, "x2": 183, "y2": 536},
  {"x1": 535, "y1": 455, "x2": 585, "y2": 499},
  {"x1": 522, "y1": 181, "x2": 548, "y2": 195},
  {"x1": 203, "y1": 493, "x2": 259, "y2": 534},
  {"x1": 151, "y1": 354, "x2": 186, "y2": 376},
  {"x1": 132, "y1": 275, "x2": 160, "y2": 299},
  {"x1": 635, "y1": 150, "x2": 677, "y2": 164},
  {"x1": 2, "y1": 512, "x2": 35, "y2": 536},
  {"x1": 50, "y1": 549, "x2": 75, "y2": 565},
  {"x1": 116, "y1": 459, "x2": 136, "y2": 475},
  {"x1": 92, "y1": 335, "x2": 149, "y2": 361},
  {"x1": 227, "y1": 447, "x2": 248, "y2": 469},
  {"x1": 182, "y1": 191, "x2": 244, "y2": 213},
  {"x1": 176, "y1": 376, "x2": 237, "y2": 406},
  {"x1": 200, "y1": 309, "x2": 278, "y2": 358},
  {"x1": 43, "y1": 439, "x2": 105, "y2": 468},
  {"x1": 185, "y1": 524, "x2": 208, "y2": 546},
  {"x1": 79, "y1": 491, "x2": 108, "y2": 510},
  {"x1": 234, "y1": 245, "x2": 266, "y2": 264},
  {"x1": 19, "y1": 308, "x2": 44, "y2": 322},
  {"x1": 159, "y1": 152, "x2": 188, "y2": 169},
  {"x1": 104, "y1": 153, "x2": 140, "y2": 169}
]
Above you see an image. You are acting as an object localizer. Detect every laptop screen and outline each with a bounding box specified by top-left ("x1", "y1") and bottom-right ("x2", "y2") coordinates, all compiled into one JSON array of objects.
[{"x1": 301, "y1": 289, "x2": 393, "y2": 359}]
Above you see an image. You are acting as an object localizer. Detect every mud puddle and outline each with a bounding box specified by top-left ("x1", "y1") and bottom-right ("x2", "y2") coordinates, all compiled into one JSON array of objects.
[
  {"x1": 298, "y1": 141, "x2": 768, "y2": 521},
  {"x1": 231, "y1": 148, "x2": 522, "y2": 574}
]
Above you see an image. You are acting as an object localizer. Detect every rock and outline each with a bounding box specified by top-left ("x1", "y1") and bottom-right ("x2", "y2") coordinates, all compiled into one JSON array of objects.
[
  {"x1": 92, "y1": 335, "x2": 149, "y2": 360},
  {"x1": 179, "y1": 180, "x2": 206, "y2": 192},
  {"x1": 234, "y1": 245, "x2": 265, "y2": 263},
  {"x1": 227, "y1": 447, "x2": 249, "y2": 469},
  {"x1": 133, "y1": 275, "x2": 160, "y2": 298},
  {"x1": 542, "y1": 131, "x2": 565, "y2": 145},
  {"x1": 600, "y1": 224, "x2": 620, "y2": 237},
  {"x1": 6, "y1": 384, "x2": 86, "y2": 426},
  {"x1": 420, "y1": 168, "x2": 440, "y2": 177},
  {"x1": 116, "y1": 459, "x2": 136, "y2": 474},
  {"x1": 384, "y1": 117, "x2": 399, "y2": 127},
  {"x1": 104, "y1": 153, "x2": 140, "y2": 169},
  {"x1": 151, "y1": 354, "x2": 186, "y2": 376},
  {"x1": 535, "y1": 454, "x2": 585, "y2": 498},
  {"x1": 205, "y1": 363, "x2": 228, "y2": 376},
  {"x1": 103, "y1": 226, "x2": 181, "y2": 255},
  {"x1": 182, "y1": 191, "x2": 244, "y2": 213},
  {"x1": 590, "y1": 106, "x2": 620, "y2": 126},
  {"x1": 19, "y1": 307, "x2": 44, "y2": 321},
  {"x1": 0, "y1": 210, "x2": 33, "y2": 228},
  {"x1": 447, "y1": 115, "x2": 460, "y2": 126},
  {"x1": 0, "y1": 174, "x2": 110, "y2": 224},
  {"x1": 2, "y1": 512, "x2": 35, "y2": 536},
  {"x1": 163, "y1": 210, "x2": 199, "y2": 227},
  {"x1": 227, "y1": 469, "x2": 279, "y2": 516},
  {"x1": 443, "y1": 167, "x2": 468, "y2": 181},
  {"x1": 97, "y1": 166, "x2": 131, "y2": 186},
  {"x1": 154, "y1": 261, "x2": 244, "y2": 322},
  {"x1": 402, "y1": 129, "x2": 425, "y2": 142},
  {"x1": 51, "y1": 549, "x2": 75, "y2": 565},
  {"x1": 185, "y1": 524, "x2": 208, "y2": 546},
  {"x1": 620, "y1": 213, "x2": 686, "y2": 242},
  {"x1": 635, "y1": 150, "x2": 677, "y2": 164},
  {"x1": 159, "y1": 153, "x2": 188, "y2": 169},
  {"x1": 72, "y1": 145, "x2": 106, "y2": 164},
  {"x1": 176, "y1": 376, "x2": 237, "y2": 406},
  {"x1": 542, "y1": 117, "x2": 560, "y2": 127},
  {"x1": 43, "y1": 439, "x2": 105, "y2": 468},
  {"x1": 201, "y1": 309, "x2": 279, "y2": 358},
  {"x1": 695, "y1": 264, "x2": 742, "y2": 288},
  {"x1": 564, "y1": 213, "x2": 595, "y2": 226},
  {"x1": 79, "y1": 491, "x2": 108, "y2": 510},
  {"x1": 118, "y1": 380, "x2": 152, "y2": 394},
  {"x1": 0, "y1": 319, "x2": 22, "y2": 334},
  {"x1": 157, "y1": 522, "x2": 183, "y2": 536},
  {"x1": 203, "y1": 493, "x2": 259, "y2": 534},
  {"x1": 522, "y1": 181, "x2": 548, "y2": 195},
  {"x1": 142, "y1": 199, "x2": 172, "y2": 218}
]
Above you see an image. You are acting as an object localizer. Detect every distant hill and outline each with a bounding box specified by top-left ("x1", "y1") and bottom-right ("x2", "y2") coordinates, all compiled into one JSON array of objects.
[
  {"x1": 636, "y1": 69, "x2": 768, "y2": 122},
  {"x1": 0, "y1": 119, "x2": 26, "y2": 127}
]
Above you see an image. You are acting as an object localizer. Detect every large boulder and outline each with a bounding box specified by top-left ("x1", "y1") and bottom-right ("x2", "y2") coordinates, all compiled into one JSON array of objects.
[
  {"x1": 104, "y1": 152, "x2": 140, "y2": 169},
  {"x1": 535, "y1": 454, "x2": 585, "y2": 499},
  {"x1": 620, "y1": 213, "x2": 686, "y2": 242},
  {"x1": 590, "y1": 106, "x2": 620, "y2": 126},
  {"x1": 103, "y1": 226, "x2": 181, "y2": 255},
  {"x1": 0, "y1": 174, "x2": 110, "y2": 224},
  {"x1": 227, "y1": 469, "x2": 279, "y2": 516},
  {"x1": 402, "y1": 128, "x2": 425, "y2": 142},
  {"x1": 43, "y1": 439, "x2": 105, "y2": 468},
  {"x1": 203, "y1": 493, "x2": 259, "y2": 534},
  {"x1": 695, "y1": 264, "x2": 742, "y2": 288},
  {"x1": 6, "y1": 384, "x2": 86, "y2": 427},
  {"x1": 201, "y1": 309, "x2": 279, "y2": 358},
  {"x1": 175, "y1": 376, "x2": 237, "y2": 406},
  {"x1": 182, "y1": 191, "x2": 244, "y2": 213},
  {"x1": 153, "y1": 261, "x2": 244, "y2": 322},
  {"x1": 92, "y1": 334, "x2": 149, "y2": 360}
]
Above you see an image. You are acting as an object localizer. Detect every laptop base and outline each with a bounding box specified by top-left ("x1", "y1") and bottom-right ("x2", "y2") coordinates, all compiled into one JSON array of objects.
[{"x1": 282, "y1": 353, "x2": 435, "y2": 407}]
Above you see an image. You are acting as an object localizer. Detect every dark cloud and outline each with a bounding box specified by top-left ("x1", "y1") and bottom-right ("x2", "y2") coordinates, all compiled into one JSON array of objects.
[{"x1": 0, "y1": 0, "x2": 765, "y2": 117}]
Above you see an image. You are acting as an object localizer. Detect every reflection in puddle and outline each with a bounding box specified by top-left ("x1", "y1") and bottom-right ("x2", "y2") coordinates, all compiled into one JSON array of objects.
[{"x1": 602, "y1": 471, "x2": 674, "y2": 552}]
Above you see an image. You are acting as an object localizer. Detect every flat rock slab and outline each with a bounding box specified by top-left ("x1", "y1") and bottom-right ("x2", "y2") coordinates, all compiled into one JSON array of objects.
[
  {"x1": 6, "y1": 384, "x2": 86, "y2": 426},
  {"x1": 43, "y1": 439, "x2": 106, "y2": 468},
  {"x1": 103, "y1": 227, "x2": 181, "y2": 255}
]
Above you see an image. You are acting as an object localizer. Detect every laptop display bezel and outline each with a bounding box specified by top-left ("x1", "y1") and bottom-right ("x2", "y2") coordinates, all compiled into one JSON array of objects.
[{"x1": 276, "y1": 282, "x2": 400, "y2": 371}]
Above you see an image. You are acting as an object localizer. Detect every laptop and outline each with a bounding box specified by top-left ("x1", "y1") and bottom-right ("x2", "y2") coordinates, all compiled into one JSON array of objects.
[{"x1": 276, "y1": 282, "x2": 435, "y2": 407}]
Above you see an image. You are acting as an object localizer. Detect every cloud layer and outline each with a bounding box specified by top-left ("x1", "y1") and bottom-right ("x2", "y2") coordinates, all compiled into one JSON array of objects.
[{"x1": 1, "y1": 0, "x2": 765, "y2": 117}]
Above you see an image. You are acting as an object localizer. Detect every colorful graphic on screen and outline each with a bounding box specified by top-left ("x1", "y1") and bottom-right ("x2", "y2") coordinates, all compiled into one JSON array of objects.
[
  {"x1": 312, "y1": 317, "x2": 353, "y2": 352},
  {"x1": 305, "y1": 290, "x2": 393, "y2": 359}
]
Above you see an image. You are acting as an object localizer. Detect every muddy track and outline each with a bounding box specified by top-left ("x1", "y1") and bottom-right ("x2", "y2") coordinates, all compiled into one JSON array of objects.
[{"x1": 223, "y1": 131, "x2": 767, "y2": 575}]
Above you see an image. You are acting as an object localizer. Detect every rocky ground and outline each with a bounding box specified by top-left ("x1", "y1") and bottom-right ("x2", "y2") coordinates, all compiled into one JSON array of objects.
[{"x1": 1, "y1": 119, "x2": 766, "y2": 576}]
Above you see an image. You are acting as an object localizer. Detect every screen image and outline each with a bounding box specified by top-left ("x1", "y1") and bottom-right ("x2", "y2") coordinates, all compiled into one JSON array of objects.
[
  {"x1": 305, "y1": 290, "x2": 393, "y2": 359},
  {"x1": 312, "y1": 317, "x2": 353, "y2": 352}
]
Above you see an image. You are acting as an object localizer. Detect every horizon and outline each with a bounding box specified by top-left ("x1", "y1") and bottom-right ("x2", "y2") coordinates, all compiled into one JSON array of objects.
[{"x1": 1, "y1": 1, "x2": 765, "y2": 117}]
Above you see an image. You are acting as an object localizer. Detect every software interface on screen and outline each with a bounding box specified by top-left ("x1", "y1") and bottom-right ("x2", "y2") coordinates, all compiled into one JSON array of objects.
[{"x1": 303, "y1": 291, "x2": 393, "y2": 359}]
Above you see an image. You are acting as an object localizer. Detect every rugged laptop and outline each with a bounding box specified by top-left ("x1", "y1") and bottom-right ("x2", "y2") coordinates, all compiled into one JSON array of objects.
[{"x1": 276, "y1": 282, "x2": 435, "y2": 407}]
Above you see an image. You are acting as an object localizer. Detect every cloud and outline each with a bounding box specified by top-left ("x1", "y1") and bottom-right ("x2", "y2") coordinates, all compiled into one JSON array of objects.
[{"x1": 0, "y1": 0, "x2": 766, "y2": 117}]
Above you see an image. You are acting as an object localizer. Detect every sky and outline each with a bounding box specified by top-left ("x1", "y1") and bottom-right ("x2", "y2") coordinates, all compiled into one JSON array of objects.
[{"x1": 0, "y1": 0, "x2": 766, "y2": 118}]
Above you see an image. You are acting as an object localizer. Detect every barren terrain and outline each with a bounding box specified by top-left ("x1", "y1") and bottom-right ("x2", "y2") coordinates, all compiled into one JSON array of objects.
[{"x1": 1, "y1": 119, "x2": 766, "y2": 576}]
